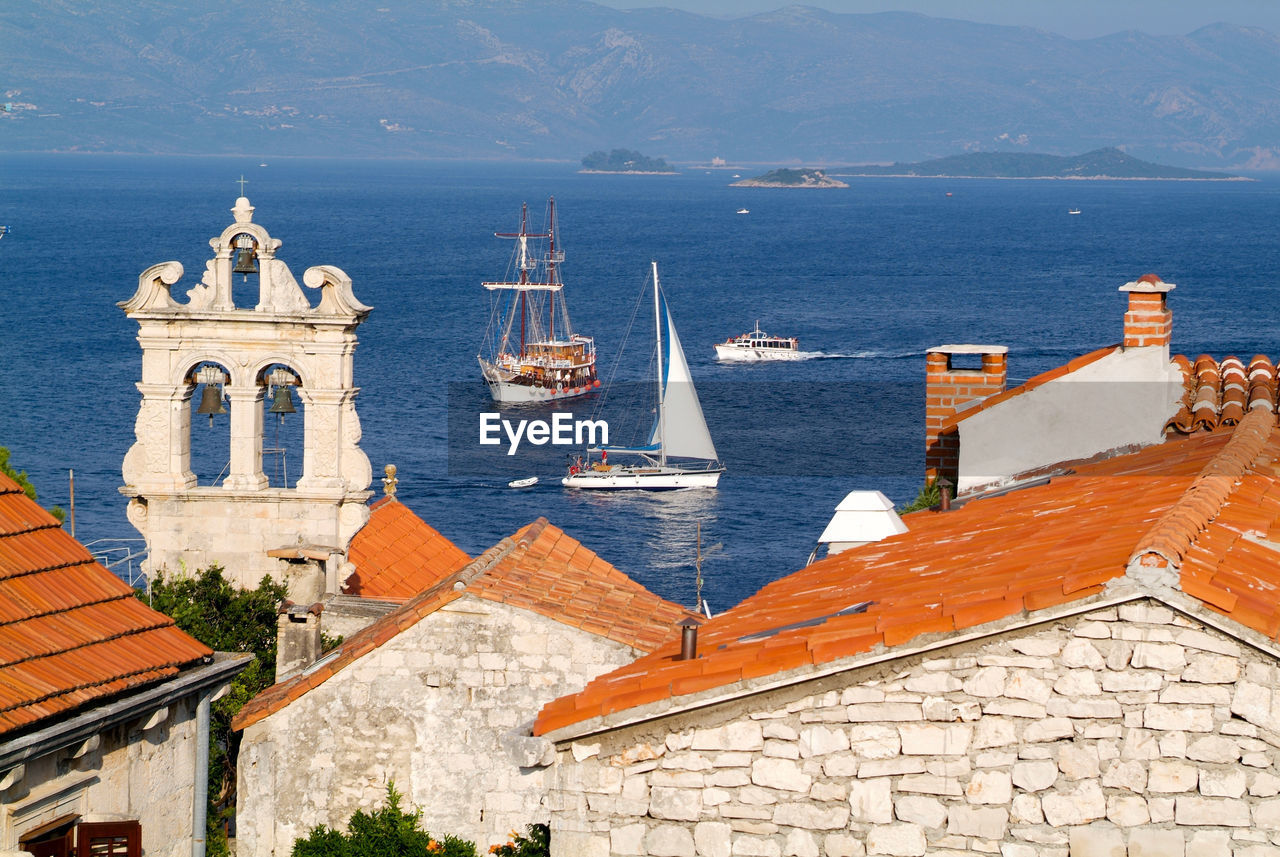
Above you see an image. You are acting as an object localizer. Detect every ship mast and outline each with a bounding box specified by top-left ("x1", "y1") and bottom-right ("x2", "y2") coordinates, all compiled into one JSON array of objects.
[{"x1": 653, "y1": 261, "x2": 666, "y2": 466}]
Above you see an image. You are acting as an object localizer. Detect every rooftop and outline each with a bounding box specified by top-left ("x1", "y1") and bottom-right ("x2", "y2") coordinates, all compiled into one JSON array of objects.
[
  {"x1": 534, "y1": 408, "x2": 1280, "y2": 737},
  {"x1": 234, "y1": 517, "x2": 695, "y2": 731},
  {"x1": 344, "y1": 496, "x2": 471, "y2": 599},
  {"x1": 0, "y1": 472, "x2": 212, "y2": 736}
]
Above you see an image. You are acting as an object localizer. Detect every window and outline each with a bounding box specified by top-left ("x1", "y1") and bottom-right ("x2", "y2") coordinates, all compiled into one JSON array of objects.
[
  {"x1": 76, "y1": 822, "x2": 140, "y2": 857},
  {"x1": 20, "y1": 815, "x2": 78, "y2": 857}
]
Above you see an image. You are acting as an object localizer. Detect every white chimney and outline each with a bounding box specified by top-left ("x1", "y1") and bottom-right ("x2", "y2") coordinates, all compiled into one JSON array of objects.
[{"x1": 816, "y1": 490, "x2": 908, "y2": 556}]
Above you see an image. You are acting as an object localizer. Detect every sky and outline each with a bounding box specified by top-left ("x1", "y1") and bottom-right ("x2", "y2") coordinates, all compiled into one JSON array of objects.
[{"x1": 597, "y1": 0, "x2": 1280, "y2": 39}]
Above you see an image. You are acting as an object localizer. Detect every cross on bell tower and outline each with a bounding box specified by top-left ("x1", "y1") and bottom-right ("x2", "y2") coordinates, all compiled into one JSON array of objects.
[{"x1": 119, "y1": 195, "x2": 374, "y2": 597}]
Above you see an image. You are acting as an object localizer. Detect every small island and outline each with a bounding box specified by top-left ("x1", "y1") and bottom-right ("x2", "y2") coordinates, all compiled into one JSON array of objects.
[
  {"x1": 580, "y1": 148, "x2": 677, "y2": 174},
  {"x1": 835, "y1": 148, "x2": 1240, "y2": 180},
  {"x1": 731, "y1": 168, "x2": 849, "y2": 188}
]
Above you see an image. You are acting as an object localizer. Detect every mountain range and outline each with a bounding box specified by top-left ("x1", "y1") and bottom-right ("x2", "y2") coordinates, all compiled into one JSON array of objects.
[
  {"x1": 840, "y1": 148, "x2": 1239, "y2": 178},
  {"x1": 2, "y1": 1, "x2": 1278, "y2": 169}
]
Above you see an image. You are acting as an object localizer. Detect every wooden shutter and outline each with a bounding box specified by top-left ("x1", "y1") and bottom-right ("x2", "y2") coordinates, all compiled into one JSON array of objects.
[{"x1": 76, "y1": 821, "x2": 141, "y2": 857}]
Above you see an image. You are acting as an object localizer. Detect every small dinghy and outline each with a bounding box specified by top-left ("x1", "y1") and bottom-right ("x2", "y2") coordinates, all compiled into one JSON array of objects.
[{"x1": 508, "y1": 476, "x2": 539, "y2": 489}]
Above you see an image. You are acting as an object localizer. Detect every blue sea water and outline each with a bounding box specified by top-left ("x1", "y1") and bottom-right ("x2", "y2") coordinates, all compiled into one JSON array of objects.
[{"x1": 1, "y1": 154, "x2": 1278, "y2": 612}]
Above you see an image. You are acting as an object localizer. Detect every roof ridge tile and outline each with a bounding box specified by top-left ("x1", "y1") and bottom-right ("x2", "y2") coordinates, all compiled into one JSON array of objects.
[{"x1": 1131, "y1": 408, "x2": 1277, "y2": 566}]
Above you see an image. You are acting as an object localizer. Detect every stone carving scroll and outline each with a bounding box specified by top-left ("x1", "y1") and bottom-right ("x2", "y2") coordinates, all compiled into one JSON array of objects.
[
  {"x1": 118, "y1": 261, "x2": 183, "y2": 313},
  {"x1": 303, "y1": 266, "x2": 372, "y2": 319}
]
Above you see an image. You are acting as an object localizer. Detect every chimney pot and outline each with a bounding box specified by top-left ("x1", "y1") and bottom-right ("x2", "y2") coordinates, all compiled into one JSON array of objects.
[
  {"x1": 1120, "y1": 275, "x2": 1175, "y2": 349},
  {"x1": 677, "y1": 617, "x2": 701, "y2": 661}
]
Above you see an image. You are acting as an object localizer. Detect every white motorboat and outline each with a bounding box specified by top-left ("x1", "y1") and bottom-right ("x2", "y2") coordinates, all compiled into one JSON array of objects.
[
  {"x1": 478, "y1": 198, "x2": 599, "y2": 403},
  {"x1": 714, "y1": 321, "x2": 801, "y2": 361},
  {"x1": 563, "y1": 262, "x2": 724, "y2": 491},
  {"x1": 737, "y1": 208, "x2": 749, "y2": 214}
]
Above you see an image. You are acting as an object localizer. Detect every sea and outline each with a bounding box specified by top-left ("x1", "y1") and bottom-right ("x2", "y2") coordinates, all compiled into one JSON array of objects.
[{"x1": 1, "y1": 154, "x2": 1277, "y2": 613}]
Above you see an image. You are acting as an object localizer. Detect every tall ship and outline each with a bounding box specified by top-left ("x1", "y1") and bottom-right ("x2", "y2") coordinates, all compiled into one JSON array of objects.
[{"x1": 478, "y1": 198, "x2": 598, "y2": 403}]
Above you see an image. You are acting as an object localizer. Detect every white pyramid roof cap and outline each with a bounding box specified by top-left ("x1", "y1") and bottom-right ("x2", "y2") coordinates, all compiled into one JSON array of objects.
[{"x1": 818, "y1": 490, "x2": 909, "y2": 546}]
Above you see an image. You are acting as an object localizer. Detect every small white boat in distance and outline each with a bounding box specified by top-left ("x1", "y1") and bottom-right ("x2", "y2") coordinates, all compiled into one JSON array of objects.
[
  {"x1": 737, "y1": 208, "x2": 749, "y2": 214},
  {"x1": 563, "y1": 262, "x2": 724, "y2": 491},
  {"x1": 1068, "y1": 209, "x2": 1082, "y2": 215},
  {"x1": 714, "y1": 321, "x2": 801, "y2": 361},
  {"x1": 508, "y1": 476, "x2": 538, "y2": 489}
]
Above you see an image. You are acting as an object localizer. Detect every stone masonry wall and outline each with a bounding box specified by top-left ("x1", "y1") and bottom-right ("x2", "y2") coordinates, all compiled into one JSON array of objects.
[
  {"x1": 237, "y1": 595, "x2": 647, "y2": 857},
  {"x1": 1, "y1": 695, "x2": 199, "y2": 857},
  {"x1": 547, "y1": 600, "x2": 1280, "y2": 857}
]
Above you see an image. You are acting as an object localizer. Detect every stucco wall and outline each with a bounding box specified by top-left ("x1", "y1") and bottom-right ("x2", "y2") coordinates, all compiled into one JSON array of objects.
[
  {"x1": 237, "y1": 595, "x2": 649, "y2": 856},
  {"x1": 956, "y1": 347, "x2": 1184, "y2": 493},
  {"x1": 546, "y1": 600, "x2": 1280, "y2": 857},
  {"x1": 1, "y1": 696, "x2": 200, "y2": 857}
]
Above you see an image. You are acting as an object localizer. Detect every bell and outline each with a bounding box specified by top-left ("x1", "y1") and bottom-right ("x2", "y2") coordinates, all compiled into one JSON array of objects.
[
  {"x1": 196, "y1": 384, "x2": 227, "y2": 424},
  {"x1": 233, "y1": 247, "x2": 258, "y2": 275},
  {"x1": 268, "y1": 384, "x2": 296, "y2": 415}
]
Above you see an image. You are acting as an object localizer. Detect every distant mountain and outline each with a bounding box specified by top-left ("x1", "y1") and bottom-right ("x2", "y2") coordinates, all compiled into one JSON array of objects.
[
  {"x1": 841, "y1": 148, "x2": 1239, "y2": 179},
  {"x1": 2, "y1": 1, "x2": 1279, "y2": 169}
]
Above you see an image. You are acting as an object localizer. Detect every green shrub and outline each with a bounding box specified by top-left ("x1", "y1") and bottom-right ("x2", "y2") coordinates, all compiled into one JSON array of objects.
[
  {"x1": 292, "y1": 784, "x2": 477, "y2": 857},
  {"x1": 488, "y1": 824, "x2": 549, "y2": 857}
]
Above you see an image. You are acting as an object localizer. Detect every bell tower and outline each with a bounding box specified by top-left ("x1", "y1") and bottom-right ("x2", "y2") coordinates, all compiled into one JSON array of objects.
[{"x1": 119, "y1": 195, "x2": 374, "y2": 597}]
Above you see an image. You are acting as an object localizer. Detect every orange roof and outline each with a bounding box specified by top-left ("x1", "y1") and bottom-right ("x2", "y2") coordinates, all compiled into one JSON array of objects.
[
  {"x1": 533, "y1": 410, "x2": 1280, "y2": 737},
  {"x1": 1165, "y1": 353, "x2": 1278, "y2": 435},
  {"x1": 0, "y1": 472, "x2": 212, "y2": 736},
  {"x1": 233, "y1": 518, "x2": 694, "y2": 732},
  {"x1": 344, "y1": 497, "x2": 471, "y2": 599}
]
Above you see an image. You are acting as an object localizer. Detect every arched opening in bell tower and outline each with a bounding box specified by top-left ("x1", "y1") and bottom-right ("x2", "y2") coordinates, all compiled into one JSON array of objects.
[
  {"x1": 188, "y1": 361, "x2": 232, "y2": 486},
  {"x1": 259, "y1": 363, "x2": 305, "y2": 489},
  {"x1": 230, "y1": 231, "x2": 260, "y2": 308}
]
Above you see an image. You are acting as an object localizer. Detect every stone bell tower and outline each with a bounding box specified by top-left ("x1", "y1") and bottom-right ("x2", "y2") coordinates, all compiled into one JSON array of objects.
[{"x1": 119, "y1": 195, "x2": 373, "y2": 597}]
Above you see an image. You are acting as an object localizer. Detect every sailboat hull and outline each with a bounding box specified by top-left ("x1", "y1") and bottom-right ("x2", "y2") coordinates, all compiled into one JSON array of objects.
[{"x1": 562, "y1": 465, "x2": 724, "y2": 490}]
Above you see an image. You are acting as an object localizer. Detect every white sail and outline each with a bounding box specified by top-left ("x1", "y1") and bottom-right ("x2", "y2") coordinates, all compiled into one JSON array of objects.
[{"x1": 652, "y1": 285, "x2": 719, "y2": 462}]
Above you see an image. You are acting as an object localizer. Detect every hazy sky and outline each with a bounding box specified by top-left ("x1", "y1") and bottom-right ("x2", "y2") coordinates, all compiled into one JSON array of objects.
[{"x1": 597, "y1": 0, "x2": 1280, "y2": 39}]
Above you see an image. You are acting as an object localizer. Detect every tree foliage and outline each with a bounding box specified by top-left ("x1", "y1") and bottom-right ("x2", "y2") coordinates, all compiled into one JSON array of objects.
[
  {"x1": 0, "y1": 447, "x2": 65, "y2": 522},
  {"x1": 140, "y1": 565, "x2": 287, "y2": 857},
  {"x1": 580, "y1": 148, "x2": 671, "y2": 172},
  {"x1": 292, "y1": 783, "x2": 477, "y2": 857}
]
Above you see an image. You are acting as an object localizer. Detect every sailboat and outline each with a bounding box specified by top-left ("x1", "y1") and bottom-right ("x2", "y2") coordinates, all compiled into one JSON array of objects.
[
  {"x1": 562, "y1": 262, "x2": 724, "y2": 490},
  {"x1": 478, "y1": 198, "x2": 599, "y2": 403}
]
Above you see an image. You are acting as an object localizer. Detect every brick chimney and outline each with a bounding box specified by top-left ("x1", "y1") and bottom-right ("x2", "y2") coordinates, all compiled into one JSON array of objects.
[
  {"x1": 276, "y1": 601, "x2": 324, "y2": 681},
  {"x1": 925, "y1": 345, "x2": 1008, "y2": 483},
  {"x1": 1120, "y1": 274, "x2": 1175, "y2": 348}
]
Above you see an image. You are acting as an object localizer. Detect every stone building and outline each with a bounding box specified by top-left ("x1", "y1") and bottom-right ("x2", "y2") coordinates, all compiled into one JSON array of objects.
[
  {"x1": 232, "y1": 517, "x2": 696, "y2": 854},
  {"x1": 527, "y1": 280, "x2": 1280, "y2": 856},
  {"x1": 0, "y1": 471, "x2": 249, "y2": 857},
  {"x1": 118, "y1": 195, "x2": 373, "y2": 597}
]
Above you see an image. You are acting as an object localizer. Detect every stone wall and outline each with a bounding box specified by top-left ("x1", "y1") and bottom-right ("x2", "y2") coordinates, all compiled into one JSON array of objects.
[
  {"x1": 237, "y1": 596, "x2": 649, "y2": 856},
  {"x1": 546, "y1": 600, "x2": 1280, "y2": 857},
  {"x1": 1, "y1": 696, "x2": 200, "y2": 857}
]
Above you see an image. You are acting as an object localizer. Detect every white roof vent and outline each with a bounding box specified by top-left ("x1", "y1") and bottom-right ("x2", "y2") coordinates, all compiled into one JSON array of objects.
[{"x1": 815, "y1": 490, "x2": 908, "y2": 556}]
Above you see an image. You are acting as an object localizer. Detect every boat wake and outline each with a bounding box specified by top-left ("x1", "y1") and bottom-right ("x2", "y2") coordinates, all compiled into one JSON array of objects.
[{"x1": 794, "y1": 349, "x2": 924, "y2": 360}]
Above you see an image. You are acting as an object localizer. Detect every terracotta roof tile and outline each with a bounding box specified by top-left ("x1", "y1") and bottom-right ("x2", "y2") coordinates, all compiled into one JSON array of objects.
[
  {"x1": 534, "y1": 415, "x2": 1280, "y2": 737},
  {"x1": 235, "y1": 518, "x2": 693, "y2": 732},
  {"x1": 344, "y1": 498, "x2": 471, "y2": 599},
  {"x1": 0, "y1": 472, "x2": 211, "y2": 736}
]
